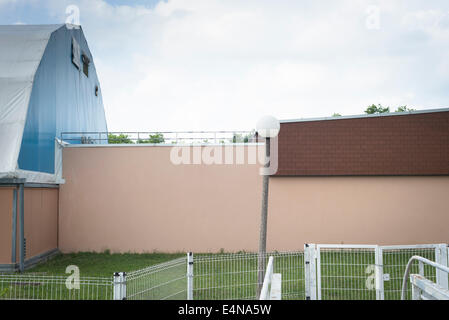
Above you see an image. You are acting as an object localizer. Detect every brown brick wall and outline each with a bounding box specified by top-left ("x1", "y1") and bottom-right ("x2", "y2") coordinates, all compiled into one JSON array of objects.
[{"x1": 276, "y1": 111, "x2": 449, "y2": 176}]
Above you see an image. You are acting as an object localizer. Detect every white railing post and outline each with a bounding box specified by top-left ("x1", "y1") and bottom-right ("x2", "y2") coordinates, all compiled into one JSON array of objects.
[
  {"x1": 122, "y1": 272, "x2": 127, "y2": 299},
  {"x1": 259, "y1": 256, "x2": 274, "y2": 300},
  {"x1": 269, "y1": 273, "x2": 282, "y2": 300},
  {"x1": 411, "y1": 275, "x2": 421, "y2": 300},
  {"x1": 375, "y1": 246, "x2": 384, "y2": 300},
  {"x1": 436, "y1": 244, "x2": 449, "y2": 290},
  {"x1": 187, "y1": 252, "x2": 194, "y2": 300},
  {"x1": 418, "y1": 261, "x2": 424, "y2": 276},
  {"x1": 304, "y1": 244, "x2": 317, "y2": 300},
  {"x1": 113, "y1": 272, "x2": 126, "y2": 300},
  {"x1": 113, "y1": 272, "x2": 120, "y2": 300}
]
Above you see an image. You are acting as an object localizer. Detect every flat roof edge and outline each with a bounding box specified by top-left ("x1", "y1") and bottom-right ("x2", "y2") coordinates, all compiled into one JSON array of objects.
[{"x1": 280, "y1": 107, "x2": 449, "y2": 124}]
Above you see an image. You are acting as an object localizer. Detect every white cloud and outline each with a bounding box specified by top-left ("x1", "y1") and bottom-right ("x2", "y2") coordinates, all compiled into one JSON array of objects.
[{"x1": 36, "y1": 0, "x2": 449, "y2": 130}]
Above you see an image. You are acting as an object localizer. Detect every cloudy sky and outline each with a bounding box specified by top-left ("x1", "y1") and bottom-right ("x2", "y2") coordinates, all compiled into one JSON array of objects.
[{"x1": 1, "y1": 0, "x2": 448, "y2": 131}]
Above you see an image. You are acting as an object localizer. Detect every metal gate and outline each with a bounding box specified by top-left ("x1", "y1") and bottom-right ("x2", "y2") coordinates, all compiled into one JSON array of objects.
[
  {"x1": 380, "y1": 244, "x2": 448, "y2": 299},
  {"x1": 305, "y1": 243, "x2": 448, "y2": 300}
]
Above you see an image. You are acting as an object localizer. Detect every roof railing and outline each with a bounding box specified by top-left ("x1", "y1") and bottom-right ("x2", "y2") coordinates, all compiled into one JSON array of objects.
[{"x1": 60, "y1": 131, "x2": 259, "y2": 145}]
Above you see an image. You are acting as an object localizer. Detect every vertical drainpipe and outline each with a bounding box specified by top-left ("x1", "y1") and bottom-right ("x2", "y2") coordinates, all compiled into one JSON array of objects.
[
  {"x1": 19, "y1": 183, "x2": 24, "y2": 272},
  {"x1": 11, "y1": 188, "x2": 17, "y2": 266}
]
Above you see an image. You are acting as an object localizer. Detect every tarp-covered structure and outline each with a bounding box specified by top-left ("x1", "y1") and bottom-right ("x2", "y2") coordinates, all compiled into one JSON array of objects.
[{"x1": 0, "y1": 24, "x2": 108, "y2": 184}]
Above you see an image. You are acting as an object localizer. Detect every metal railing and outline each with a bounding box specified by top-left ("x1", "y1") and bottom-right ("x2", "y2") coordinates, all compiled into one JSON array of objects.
[
  {"x1": 401, "y1": 256, "x2": 449, "y2": 300},
  {"x1": 60, "y1": 131, "x2": 257, "y2": 145},
  {"x1": 259, "y1": 256, "x2": 274, "y2": 300},
  {"x1": 259, "y1": 256, "x2": 282, "y2": 300}
]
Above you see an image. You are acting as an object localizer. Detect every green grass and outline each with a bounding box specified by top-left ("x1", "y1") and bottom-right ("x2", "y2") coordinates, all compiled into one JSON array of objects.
[{"x1": 25, "y1": 251, "x2": 184, "y2": 277}]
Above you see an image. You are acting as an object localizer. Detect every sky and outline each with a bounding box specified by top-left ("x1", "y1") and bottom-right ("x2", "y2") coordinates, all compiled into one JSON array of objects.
[{"x1": 1, "y1": 0, "x2": 449, "y2": 131}]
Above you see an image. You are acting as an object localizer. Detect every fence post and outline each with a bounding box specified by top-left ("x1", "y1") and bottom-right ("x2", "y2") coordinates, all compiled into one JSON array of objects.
[
  {"x1": 122, "y1": 272, "x2": 127, "y2": 299},
  {"x1": 435, "y1": 244, "x2": 449, "y2": 290},
  {"x1": 304, "y1": 244, "x2": 317, "y2": 300},
  {"x1": 304, "y1": 244, "x2": 310, "y2": 300},
  {"x1": 375, "y1": 246, "x2": 384, "y2": 300},
  {"x1": 187, "y1": 252, "x2": 194, "y2": 300},
  {"x1": 113, "y1": 272, "x2": 126, "y2": 300}
]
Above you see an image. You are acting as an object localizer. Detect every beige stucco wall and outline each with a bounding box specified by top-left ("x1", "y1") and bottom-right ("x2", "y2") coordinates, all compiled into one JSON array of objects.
[
  {"x1": 0, "y1": 187, "x2": 58, "y2": 265},
  {"x1": 24, "y1": 188, "x2": 59, "y2": 259},
  {"x1": 0, "y1": 188, "x2": 13, "y2": 264},
  {"x1": 59, "y1": 146, "x2": 449, "y2": 253},
  {"x1": 268, "y1": 176, "x2": 449, "y2": 249},
  {"x1": 59, "y1": 146, "x2": 263, "y2": 253}
]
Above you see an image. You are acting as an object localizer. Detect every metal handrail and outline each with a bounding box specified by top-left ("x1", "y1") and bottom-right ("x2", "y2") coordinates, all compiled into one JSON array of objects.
[
  {"x1": 401, "y1": 255, "x2": 449, "y2": 300},
  {"x1": 60, "y1": 131, "x2": 257, "y2": 144},
  {"x1": 259, "y1": 256, "x2": 274, "y2": 300}
]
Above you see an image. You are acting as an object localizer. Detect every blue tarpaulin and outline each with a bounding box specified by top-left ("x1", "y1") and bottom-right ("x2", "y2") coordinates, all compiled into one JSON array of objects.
[{"x1": 0, "y1": 24, "x2": 108, "y2": 182}]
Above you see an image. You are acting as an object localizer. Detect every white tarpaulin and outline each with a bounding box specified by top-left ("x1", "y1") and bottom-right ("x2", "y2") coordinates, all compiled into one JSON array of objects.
[{"x1": 0, "y1": 24, "x2": 63, "y2": 176}]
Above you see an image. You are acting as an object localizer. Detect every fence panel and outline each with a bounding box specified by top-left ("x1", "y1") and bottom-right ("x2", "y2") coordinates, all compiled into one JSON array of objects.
[
  {"x1": 193, "y1": 251, "x2": 304, "y2": 300},
  {"x1": 0, "y1": 274, "x2": 113, "y2": 300},
  {"x1": 380, "y1": 245, "x2": 442, "y2": 300},
  {"x1": 126, "y1": 257, "x2": 187, "y2": 300},
  {"x1": 316, "y1": 245, "x2": 379, "y2": 300}
]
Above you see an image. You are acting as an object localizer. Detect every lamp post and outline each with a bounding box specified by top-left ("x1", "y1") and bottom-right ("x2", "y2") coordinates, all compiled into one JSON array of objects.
[{"x1": 256, "y1": 116, "x2": 280, "y2": 297}]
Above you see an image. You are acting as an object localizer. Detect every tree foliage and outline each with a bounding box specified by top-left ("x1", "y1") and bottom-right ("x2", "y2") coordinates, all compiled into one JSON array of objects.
[
  {"x1": 364, "y1": 104, "x2": 390, "y2": 114},
  {"x1": 108, "y1": 133, "x2": 134, "y2": 144},
  {"x1": 232, "y1": 132, "x2": 255, "y2": 143},
  {"x1": 137, "y1": 133, "x2": 165, "y2": 144},
  {"x1": 395, "y1": 106, "x2": 415, "y2": 113},
  {"x1": 332, "y1": 104, "x2": 416, "y2": 117}
]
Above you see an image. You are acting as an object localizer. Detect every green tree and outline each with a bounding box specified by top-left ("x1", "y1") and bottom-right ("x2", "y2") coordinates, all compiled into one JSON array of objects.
[
  {"x1": 232, "y1": 132, "x2": 255, "y2": 143},
  {"x1": 232, "y1": 133, "x2": 243, "y2": 143},
  {"x1": 108, "y1": 133, "x2": 134, "y2": 144},
  {"x1": 395, "y1": 106, "x2": 415, "y2": 113},
  {"x1": 331, "y1": 105, "x2": 416, "y2": 118},
  {"x1": 364, "y1": 104, "x2": 390, "y2": 114},
  {"x1": 137, "y1": 133, "x2": 165, "y2": 144}
]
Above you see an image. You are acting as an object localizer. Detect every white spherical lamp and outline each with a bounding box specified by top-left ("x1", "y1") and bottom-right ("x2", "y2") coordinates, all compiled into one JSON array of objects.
[{"x1": 256, "y1": 115, "x2": 280, "y2": 138}]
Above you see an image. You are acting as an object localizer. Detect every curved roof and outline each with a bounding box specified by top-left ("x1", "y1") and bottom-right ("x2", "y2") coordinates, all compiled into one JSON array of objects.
[{"x1": 0, "y1": 24, "x2": 65, "y2": 175}]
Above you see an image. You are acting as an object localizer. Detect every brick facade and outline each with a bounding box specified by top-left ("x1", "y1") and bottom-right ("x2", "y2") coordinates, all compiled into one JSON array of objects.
[{"x1": 276, "y1": 110, "x2": 449, "y2": 176}]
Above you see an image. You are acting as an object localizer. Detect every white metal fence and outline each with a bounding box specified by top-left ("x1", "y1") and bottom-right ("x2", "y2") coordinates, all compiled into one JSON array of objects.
[
  {"x1": 125, "y1": 257, "x2": 187, "y2": 300},
  {"x1": 313, "y1": 244, "x2": 380, "y2": 300},
  {"x1": 0, "y1": 274, "x2": 113, "y2": 300},
  {"x1": 192, "y1": 251, "x2": 305, "y2": 300},
  {"x1": 0, "y1": 243, "x2": 447, "y2": 300},
  {"x1": 381, "y1": 245, "x2": 445, "y2": 300},
  {"x1": 305, "y1": 243, "x2": 449, "y2": 300}
]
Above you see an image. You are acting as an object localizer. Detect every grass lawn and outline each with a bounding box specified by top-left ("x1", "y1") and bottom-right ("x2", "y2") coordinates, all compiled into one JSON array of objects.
[{"x1": 26, "y1": 251, "x2": 184, "y2": 277}]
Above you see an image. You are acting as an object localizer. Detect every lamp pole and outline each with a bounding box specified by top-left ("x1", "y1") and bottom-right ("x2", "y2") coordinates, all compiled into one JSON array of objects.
[
  {"x1": 257, "y1": 136, "x2": 270, "y2": 297},
  {"x1": 255, "y1": 115, "x2": 279, "y2": 298}
]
